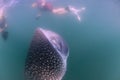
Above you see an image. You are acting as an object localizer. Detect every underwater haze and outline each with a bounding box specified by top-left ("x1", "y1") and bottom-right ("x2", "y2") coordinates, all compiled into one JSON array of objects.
[{"x1": 0, "y1": 0, "x2": 120, "y2": 80}]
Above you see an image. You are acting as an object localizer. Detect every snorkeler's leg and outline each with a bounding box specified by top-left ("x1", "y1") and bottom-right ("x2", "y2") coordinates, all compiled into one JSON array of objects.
[{"x1": 52, "y1": 8, "x2": 67, "y2": 14}]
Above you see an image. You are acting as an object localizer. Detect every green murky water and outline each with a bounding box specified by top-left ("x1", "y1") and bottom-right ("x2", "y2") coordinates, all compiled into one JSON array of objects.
[{"x1": 0, "y1": 0, "x2": 120, "y2": 80}]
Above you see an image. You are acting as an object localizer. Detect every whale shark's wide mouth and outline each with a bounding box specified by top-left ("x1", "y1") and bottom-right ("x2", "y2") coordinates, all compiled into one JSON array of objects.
[{"x1": 36, "y1": 28, "x2": 69, "y2": 59}]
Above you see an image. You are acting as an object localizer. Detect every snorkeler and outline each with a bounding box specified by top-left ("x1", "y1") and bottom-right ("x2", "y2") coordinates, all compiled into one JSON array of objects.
[
  {"x1": 32, "y1": 0, "x2": 53, "y2": 19},
  {"x1": 0, "y1": 7, "x2": 8, "y2": 40},
  {"x1": 0, "y1": 0, "x2": 17, "y2": 40},
  {"x1": 32, "y1": 0, "x2": 85, "y2": 21},
  {"x1": 33, "y1": 0, "x2": 53, "y2": 10},
  {"x1": 32, "y1": 0, "x2": 53, "y2": 12},
  {"x1": 0, "y1": 7, "x2": 7, "y2": 33}
]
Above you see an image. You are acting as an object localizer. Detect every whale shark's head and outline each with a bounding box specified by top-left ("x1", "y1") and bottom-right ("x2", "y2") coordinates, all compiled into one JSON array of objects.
[{"x1": 25, "y1": 28, "x2": 69, "y2": 80}]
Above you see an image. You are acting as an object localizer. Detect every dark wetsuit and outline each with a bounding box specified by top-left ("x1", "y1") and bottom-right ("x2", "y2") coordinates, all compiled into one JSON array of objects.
[
  {"x1": 37, "y1": 2, "x2": 53, "y2": 12},
  {"x1": 35, "y1": 1, "x2": 53, "y2": 20},
  {"x1": 43, "y1": 2, "x2": 53, "y2": 11},
  {"x1": 0, "y1": 16, "x2": 6, "y2": 30},
  {"x1": 0, "y1": 16, "x2": 8, "y2": 40}
]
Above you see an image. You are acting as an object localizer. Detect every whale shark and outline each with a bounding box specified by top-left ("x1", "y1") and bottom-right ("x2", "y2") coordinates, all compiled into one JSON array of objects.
[{"x1": 25, "y1": 28, "x2": 69, "y2": 80}]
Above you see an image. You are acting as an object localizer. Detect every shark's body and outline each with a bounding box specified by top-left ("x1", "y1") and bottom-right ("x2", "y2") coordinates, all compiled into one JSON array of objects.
[{"x1": 25, "y1": 28, "x2": 69, "y2": 80}]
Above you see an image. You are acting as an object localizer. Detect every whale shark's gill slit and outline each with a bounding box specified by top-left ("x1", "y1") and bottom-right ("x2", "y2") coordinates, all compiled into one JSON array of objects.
[{"x1": 25, "y1": 28, "x2": 69, "y2": 80}]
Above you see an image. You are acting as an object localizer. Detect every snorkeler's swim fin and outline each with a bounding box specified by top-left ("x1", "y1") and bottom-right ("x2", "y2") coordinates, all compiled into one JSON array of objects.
[
  {"x1": 76, "y1": 7, "x2": 85, "y2": 21},
  {"x1": 1, "y1": 30, "x2": 8, "y2": 41}
]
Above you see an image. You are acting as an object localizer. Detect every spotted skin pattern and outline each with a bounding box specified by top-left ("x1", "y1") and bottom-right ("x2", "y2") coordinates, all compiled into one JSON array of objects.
[{"x1": 25, "y1": 28, "x2": 69, "y2": 80}]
